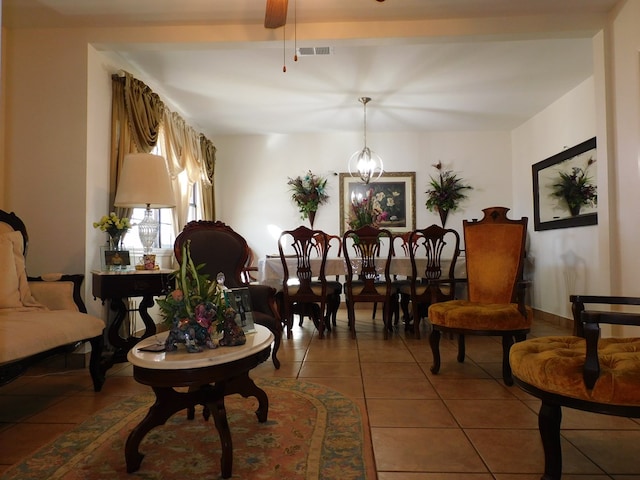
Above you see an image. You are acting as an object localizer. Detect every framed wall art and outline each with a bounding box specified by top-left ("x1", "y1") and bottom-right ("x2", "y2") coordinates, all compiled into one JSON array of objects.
[
  {"x1": 339, "y1": 171, "x2": 416, "y2": 235},
  {"x1": 532, "y1": 137, "x2": 597, "y2": 231}
]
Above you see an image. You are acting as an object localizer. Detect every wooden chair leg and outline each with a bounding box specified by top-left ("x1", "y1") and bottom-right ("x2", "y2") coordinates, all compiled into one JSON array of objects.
[
  {"x1": 429, "y1": 329, "x2": 441, "y2": 374},
  {"x1": 457, "y1": 334, "x2": 466, "y2": 362},
  {"x1": 501, "y1": 335, "x2": 514, "y2": 386},
  {"x1": 539, "y1": 401, "x2": 563, "y2": 480}
]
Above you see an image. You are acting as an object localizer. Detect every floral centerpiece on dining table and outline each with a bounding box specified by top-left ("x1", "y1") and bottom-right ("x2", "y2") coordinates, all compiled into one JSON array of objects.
[
  {"x1": 157, "y1": 240, "x2": 231, "y2": 352},
  {"x1": 287, "y1": 170, "x2": 329, "y2": 227},
  {"x1": 93, "y1": 212, "x2": 131, "y2": 249}
]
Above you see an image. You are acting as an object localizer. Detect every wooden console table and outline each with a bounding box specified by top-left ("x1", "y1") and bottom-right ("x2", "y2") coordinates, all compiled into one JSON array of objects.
[
  {"x1": 91, "y1": 269, "x2": 173, "y2": 369},
  {"x1": 125, "y1": 326, "x2": 273, "y2": 478}
]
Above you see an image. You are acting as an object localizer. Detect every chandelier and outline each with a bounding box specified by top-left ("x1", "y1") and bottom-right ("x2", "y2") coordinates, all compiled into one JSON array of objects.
[{"x1": 348, "y1": 97, "x2": 383, "y2": 184}]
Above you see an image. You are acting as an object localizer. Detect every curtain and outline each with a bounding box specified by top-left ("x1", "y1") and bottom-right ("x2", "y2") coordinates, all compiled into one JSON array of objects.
[
  {"x1": 110, "y1": 71, "x2": 217, "y2": 235},
  {"x1": 200, "y1": 135, "x2": 216, "y2": 220}
]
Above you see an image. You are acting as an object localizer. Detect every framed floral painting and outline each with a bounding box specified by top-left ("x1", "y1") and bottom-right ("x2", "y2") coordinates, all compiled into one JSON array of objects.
[
  {"x1": 532, "y1": 137, "x2": 597, "y2": 231},
  {"x1": 339, "y1": 171, "x2": 416, "y2": 235}
]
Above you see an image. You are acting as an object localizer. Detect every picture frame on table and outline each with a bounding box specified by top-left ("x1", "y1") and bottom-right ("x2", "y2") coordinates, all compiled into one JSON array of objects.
[
  {"x1": 532, "y1": 137, "x2": 597, "y2": 231},
  {"x1": 100, "y1": 246, "x2": 131, "y2": 271},
  {"x1": 226, "y1": 287, "x2": 256, "y2": 333},
  {"x1": 339, "y1": 171, "x2": 416, "y2": 235}
]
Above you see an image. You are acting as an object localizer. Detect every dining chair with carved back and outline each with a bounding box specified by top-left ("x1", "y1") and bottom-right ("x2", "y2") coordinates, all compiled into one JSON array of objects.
[
  {"x1": 278, "y1": 226, "x2": 332, "y2": 339},
  {"x1": 174, "y1": 220, "x2": 282, "y2": 369},
  {"x1": 312, "y1": 232, "x2": 343, "y2": 329},
  {"x1": 397, "y1": 224, "x2": 461, "y2": 339},
  {"x1": 342, "y1": 225, "x2": 395, "y2": 339},
  {"x1": 427, "y1": 207, "x2": 531, "y2": 385}
]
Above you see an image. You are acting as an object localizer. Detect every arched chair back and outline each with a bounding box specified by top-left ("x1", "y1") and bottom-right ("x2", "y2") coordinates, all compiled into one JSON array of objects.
[
  {"x1": 174, "y1": 220, "x2": 282, "y2": 368},
  {"x1": 427, "y1": 207, "x2": 531, "y2": 385},
  {"x1": 342, "y1": 225, "x2": 394, "y2": 339},
  {"x1": 278, "y1": 226, "x2": 331, "y2": 338}
]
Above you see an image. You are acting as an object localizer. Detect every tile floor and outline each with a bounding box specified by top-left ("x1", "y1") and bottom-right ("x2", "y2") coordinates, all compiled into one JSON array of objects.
[{"x1": 2, "y1": 306, "x2": 640, "y2": 479}]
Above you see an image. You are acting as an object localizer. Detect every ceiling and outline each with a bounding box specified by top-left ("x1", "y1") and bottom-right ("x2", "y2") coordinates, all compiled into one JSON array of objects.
[{"x1": 2, "y1": 0, "x2": 619, "y2": 137}]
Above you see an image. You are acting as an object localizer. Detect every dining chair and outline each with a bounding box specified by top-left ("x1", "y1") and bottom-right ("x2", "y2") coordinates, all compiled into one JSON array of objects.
[
  {"x1": 174, "y1": 220, "x2": 283, "y2": 368},
  {"x1": 397, "y1": 224, "x2": 461, "y2": 339},
  {"x1": 342, "y1": 225, "x2": 394, "y2": 339},
  {"x1": 312, "y1": 232, "x2": 343, "y2": 329},
  {"x1": 278, "y1": 226, "x2": 332, "y2": 339},
  {"x1": 427, "y1": 207, "x2": 531, "y2": 385}
]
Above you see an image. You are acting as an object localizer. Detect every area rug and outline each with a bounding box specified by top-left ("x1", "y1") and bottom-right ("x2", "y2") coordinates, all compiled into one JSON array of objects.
[{"x1": 2, "y1": 378, "x2": 369, "y2": 480}]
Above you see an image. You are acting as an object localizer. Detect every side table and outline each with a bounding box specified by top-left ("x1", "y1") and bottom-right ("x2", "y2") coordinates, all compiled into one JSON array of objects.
[
  {"x1": 126, "y1": 325, "x2": 274, "y2": 478},
  {"x1": 92, "y1": 269, "x2": 172, "y2": 369}
]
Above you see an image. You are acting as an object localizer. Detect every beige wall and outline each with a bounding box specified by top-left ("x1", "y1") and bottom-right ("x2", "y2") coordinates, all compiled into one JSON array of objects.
[{"x1": 3, "y1": 6, "x2": 638, "y2": 322}]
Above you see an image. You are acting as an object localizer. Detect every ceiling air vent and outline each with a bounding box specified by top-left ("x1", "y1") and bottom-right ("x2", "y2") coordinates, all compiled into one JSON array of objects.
[{"x1": 296, "y1": 46, "x2": 333, "y2": 56}]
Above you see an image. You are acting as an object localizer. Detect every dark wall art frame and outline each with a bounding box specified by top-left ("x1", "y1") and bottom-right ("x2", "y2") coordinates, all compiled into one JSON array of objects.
[{"x1": 532, "y1": 137, "x2": 598, "y2": 231}]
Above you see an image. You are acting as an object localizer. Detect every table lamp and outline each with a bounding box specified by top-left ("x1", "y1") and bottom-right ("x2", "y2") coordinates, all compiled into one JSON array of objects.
[{"x1": 114, "y1": 153, "x2": 176, "y2": 261}]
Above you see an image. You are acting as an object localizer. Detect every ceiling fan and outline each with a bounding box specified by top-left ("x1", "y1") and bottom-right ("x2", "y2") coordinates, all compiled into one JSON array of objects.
[{"x1": 264, "y1": 0, "x2": 288, "y2": 29}]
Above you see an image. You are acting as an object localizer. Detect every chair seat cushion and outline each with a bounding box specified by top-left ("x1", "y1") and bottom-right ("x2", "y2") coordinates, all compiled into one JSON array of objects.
[
  {"x1": 399, "y1": 283, "x2": 453, "y2": 297},
  {"x1": 428, "y1": 299, "x2": 532, "y2": 331},
  {"x1": 510, "y1": 336, "x2": 640, "y2": 406}
]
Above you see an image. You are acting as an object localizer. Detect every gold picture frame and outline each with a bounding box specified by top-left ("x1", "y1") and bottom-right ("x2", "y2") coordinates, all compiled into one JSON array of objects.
[{"x1": 339, "y1": 171, "x2": 416, "y2": 235}]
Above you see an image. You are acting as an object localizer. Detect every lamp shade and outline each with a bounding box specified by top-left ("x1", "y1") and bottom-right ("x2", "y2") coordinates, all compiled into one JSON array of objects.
[{"x1": 114, "y1": 153, "x2": 176, "y2": 208}]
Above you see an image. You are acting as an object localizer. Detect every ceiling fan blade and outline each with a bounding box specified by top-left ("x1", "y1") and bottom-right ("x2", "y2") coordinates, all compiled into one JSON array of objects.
[{"x1": 265, "y1": 0, "x2": 288, "y2": 29}]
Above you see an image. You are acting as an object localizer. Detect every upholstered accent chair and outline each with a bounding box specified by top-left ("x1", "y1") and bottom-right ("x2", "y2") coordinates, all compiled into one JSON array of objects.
[
  {"x1": 278, "y1": 226, "x2": 332, "y2": 339},
  {"x1": 397, "y1": 224, "x2": 461, "y2": 339},
  {"x1": 343, "y1": 225, "x2": 395, "y2": 339},
  {"x1": 427, "y1": 207, "x2": 531, "y2": 385},
  {"x1": 174, "y1": 221, "x2": 282, "y2": 368},
  {"x1": 510, "y1": 295, "x2": 640, "y2": 480}
]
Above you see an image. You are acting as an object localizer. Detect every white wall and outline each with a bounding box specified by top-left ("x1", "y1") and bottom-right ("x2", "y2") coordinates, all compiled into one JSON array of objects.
[
  {"x1": 212, "y1": 130, "x2": 513, "y2": 260},
  {"x1": 512, "y1": 78, "x2": 599, "y2": 318}
]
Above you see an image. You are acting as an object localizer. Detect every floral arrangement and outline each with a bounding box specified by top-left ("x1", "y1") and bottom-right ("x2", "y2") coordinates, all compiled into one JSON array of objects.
[
  {"x1": 287, "y1": 170, "x2": 329, "y2": 220},
  {"x1": 347, "y1": 189, "x2": 383, "y2": 229},
  {"x1": 93, "y1": 212, "x2": 130, "y2": 238},
  {"x1": 157, "y1": 240, "x2": 227, "y2": 351},
  {"x1": 425, "y1": 162, "x2": 472, "y2": 214},
  {"x1": 550, "y1": 158, "x2": 597, "y2": 215}
]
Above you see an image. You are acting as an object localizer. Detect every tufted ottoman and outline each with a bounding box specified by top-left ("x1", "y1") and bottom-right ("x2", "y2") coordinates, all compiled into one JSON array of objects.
[{"x1": 510, "y1": 295, "x2": 640, "y2": 480}]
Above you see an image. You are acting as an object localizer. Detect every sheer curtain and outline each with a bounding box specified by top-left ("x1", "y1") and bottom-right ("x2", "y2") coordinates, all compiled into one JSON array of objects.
[{"x1": 110, "y1": 71, "x2": 217, "y2": 241}]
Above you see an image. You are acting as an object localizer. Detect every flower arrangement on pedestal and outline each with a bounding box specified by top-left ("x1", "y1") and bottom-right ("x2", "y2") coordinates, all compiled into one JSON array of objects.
[
  {"x1": 287, "y1": 170, "x2": 329, "y2": 227},
  {"x1": 93, "y1": 212, "x2": 130, "y2": 249},
  {"x1": 157, "y1": 240, "x2": 230, "y2": 353},
  {"x1": 550, "y1": 158, "x2": 597, "y2": 216},
  {"x1": 347, "y1": 189, "x2": 383, "y2": 230},
  {"x1": 425, "y1": 162, "x2": 472, "y2": 227}
]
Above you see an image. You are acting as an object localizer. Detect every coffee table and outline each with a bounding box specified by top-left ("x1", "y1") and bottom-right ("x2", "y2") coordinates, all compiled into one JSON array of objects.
[{"x1": 125, "y1": 325, "x2": 274, "y2": 478}]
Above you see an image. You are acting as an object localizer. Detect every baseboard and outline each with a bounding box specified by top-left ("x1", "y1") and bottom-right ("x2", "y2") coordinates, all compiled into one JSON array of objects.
[{"x1": 532, "y1": 308, "x2": 573, "y2": 330}]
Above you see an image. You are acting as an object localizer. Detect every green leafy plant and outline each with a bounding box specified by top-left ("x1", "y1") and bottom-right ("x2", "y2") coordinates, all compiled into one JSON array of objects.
[
  {"x1": 550, "y1": 158, "x2": 597, "y2": 214},
  {"x1": 156, "y1": 240, "x2": 225, "y2": 334},
  {"x1": 287, "y1": 170, "x2": 329, "y2": 219},
  {"x1": 425, "y1": 162, "x2": 472, "y2": 213}
]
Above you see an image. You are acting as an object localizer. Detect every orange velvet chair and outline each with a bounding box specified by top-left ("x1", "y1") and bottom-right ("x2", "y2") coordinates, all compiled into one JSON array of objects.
[
  {"x1": 427, "y1": 206, "x2": 531, "y2": 385},
  {"x1": 510, "y1": 295, "x2": 640, "y2": 480}
]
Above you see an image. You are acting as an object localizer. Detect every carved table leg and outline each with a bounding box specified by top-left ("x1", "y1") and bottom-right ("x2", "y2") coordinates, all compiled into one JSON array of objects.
[
  {"x1": 539, "y1": 401, "x2": 562, "y2": 480},
  {"x1": 125, "y1": 386, "x2": 208, "y2": 473},
  {"x1": 222, "y1": 374, "x2": 269, "y2": 422}
]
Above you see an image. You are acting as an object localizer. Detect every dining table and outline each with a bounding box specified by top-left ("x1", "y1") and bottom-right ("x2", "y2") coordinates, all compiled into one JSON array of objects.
[{"x1": 258, "y1": 255, "x2": 466, "y2": 284}]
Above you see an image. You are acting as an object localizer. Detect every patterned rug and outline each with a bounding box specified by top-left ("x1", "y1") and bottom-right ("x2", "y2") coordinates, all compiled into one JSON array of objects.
[{"x1": 2, "y1": 378, "x2": 368, "y2": 480}]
